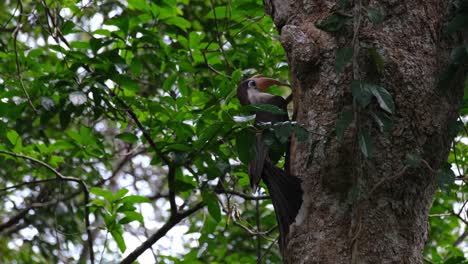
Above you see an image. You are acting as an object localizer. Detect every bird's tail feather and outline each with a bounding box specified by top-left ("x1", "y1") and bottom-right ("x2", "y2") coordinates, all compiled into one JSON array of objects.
[
  {"x1": 262, "y1": 160, "x2": 303, "y2": 253},
  {"x1": 249, "y1": 133, "x2": 268, "y2": 190}
]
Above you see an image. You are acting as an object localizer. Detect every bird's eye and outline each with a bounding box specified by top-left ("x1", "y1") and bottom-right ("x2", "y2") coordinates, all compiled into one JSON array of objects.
[{"x1": 248, "y1": 80, "x2": 256, "y2": 88}]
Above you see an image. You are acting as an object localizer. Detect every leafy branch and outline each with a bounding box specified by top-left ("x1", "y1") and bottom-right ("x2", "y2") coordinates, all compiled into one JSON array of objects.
[{"x1": 0, "y1": 150, "x2": 95, "y2": 264}]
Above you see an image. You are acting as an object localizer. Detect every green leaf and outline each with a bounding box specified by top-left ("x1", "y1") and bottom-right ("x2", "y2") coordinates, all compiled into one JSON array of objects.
[
  {"x1": 112, "y1": 188, "x2": 129, "y2": 202},
  {"x1": 369, "y1": 85, "x2": 395, "y2": 114},
  {"x1": 336, "y1": 110, "x2": 354, "y2": 140},
  {"x1": 117, "y1": 203, "x2": 137, "y2": 213},
  {"x1": 7, "y1": 130, "x2": 21, "y2": 146},
  {"x1": 315, "y1": 14, "x2": 351, "y2": 32},
  {"x1": 116, "y1": 132, "x2": 138, "y2": 144},
  {"x1": 174, "y1": 179, "x2": 197, "y2": 192},
  {"x1": 201, "y1": 191, "x2": 221, "y2": 222},
  {"x1": 128, "y1": 0, "x2": 149, "y2": 10},
  {"x1": 435, "y1": 164, "x2": 455, "y2": 194},
  {"x1": 369, "y1": 111, "x2": 393, "y2": 133},
  {"x1": 164, "y1": 17, "x2": 191, "y2": 31},
  {"x1": 111, "y1": 228, "x2": 126, "y2": 253},
  {"x1": 189, "y1": 31, "x2": 203, "y2": 50},
  {"x1": 90, "y1": 187, "x2": 114, "y2": 201},
  {"x1": 335, "y1": 47, "x2": 353, "y2": 74},
  {"x1": 90, "y1": 199, "x2": 106, "y2": 207},
  {"x1": 351, "y1": 81, "x2": 372, "y2": 108},
  {"x1": 120, "y1": 195, "x2": 151, "y2": 204},
  {"x1": 206, "y1": 6, "x2": 228, "y2": 19},
  {"x1": 367, "y1": 8, "x2": 384, "y2": 25},
  {"x1": 243, "y1": 104, "x2": 286, "y2": 115},
  {"x1": 358, "y1": 130, "x2": 373, "y2": 158},
  {"x1": 61, "y1": 21, "x2": 76, "y2": 35},
  {"x1": 51, "y1": 140, "x2": 75, "y2": 151},
  {"x1": 70, "y1": 41, "x2": 90, "y2": 49},
  {"x1": 49, "y1": 155, "x2": 64, "y2": 167},
  {"x1": 235, "y1": 128, "x2": 256, "y2": 164},
  {"x1": 119, "y1": 211, "x2": 144, "y2": 224}
]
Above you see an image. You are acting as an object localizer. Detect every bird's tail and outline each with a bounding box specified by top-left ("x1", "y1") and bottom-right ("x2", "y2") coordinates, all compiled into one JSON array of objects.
[
  {"x1": 262, "y1": 160, "x2": 303, "y2": 253},
  {"x1": 249, "y1": 132, "x2": 268, "y2": 191}
]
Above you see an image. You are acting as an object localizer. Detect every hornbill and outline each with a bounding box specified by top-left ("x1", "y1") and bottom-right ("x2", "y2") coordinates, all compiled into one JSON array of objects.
[{"x1": 237, "y1": 75, "x2": 303, "y2": 253}]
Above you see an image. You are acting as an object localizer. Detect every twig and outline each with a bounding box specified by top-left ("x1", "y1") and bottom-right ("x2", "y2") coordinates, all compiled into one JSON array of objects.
[
  {"x1": 232, "y1": 220, "x2": 271, "y2": 237},
  {"x1": 0, "y1": 178, "x2": 57, "y2": 193},
  {"x1": 201, "y1": 51, "x2": 232, "y2": 78},
  {"x1": 120, "y1": 202, "x2": 205, "y2": 264},
  {"x1": 429, "y1": 213, "x2": 452, "y2": 217},
  {"x1": 258, "y1": 237, "x2": 279, "y2": 264}
]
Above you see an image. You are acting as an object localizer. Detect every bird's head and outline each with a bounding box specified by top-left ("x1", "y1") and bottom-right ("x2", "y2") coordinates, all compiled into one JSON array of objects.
[{"x1": 237, "y1": 74, "x2": 289, "y2": 105}]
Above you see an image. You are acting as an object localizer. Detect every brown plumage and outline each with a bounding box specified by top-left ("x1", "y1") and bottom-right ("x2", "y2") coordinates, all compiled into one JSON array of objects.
[
  {"x1": 237, "y1": 76, "x2": 290, "y2": 189},
  {"x1": 236, "y1": 75, "x2": 303, "y2": 254}
]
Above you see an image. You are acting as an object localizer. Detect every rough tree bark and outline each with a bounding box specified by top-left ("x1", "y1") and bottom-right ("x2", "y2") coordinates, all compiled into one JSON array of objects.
[{"x1": 265, "y1": 1, "x2": 464, "y2": 263}]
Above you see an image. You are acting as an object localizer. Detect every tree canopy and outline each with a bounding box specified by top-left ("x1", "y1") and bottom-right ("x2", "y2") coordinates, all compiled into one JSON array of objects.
[{"x1": 0, "y1": 0, "x2": 466, "y2": 263}]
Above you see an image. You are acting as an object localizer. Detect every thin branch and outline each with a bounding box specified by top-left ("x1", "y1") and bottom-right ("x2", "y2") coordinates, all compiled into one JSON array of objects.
[
  {"x1": 0, "y1": 207, "x2": 29, "y2": 232},
  {"x1": 232, "y1": 220, "x2": 275, "y2": 238},
  {"x1": 120, "y1": 202, "x2": 205, "y2": 264},
  {"x1": 0, "y1": 150, "x2": 82, "y2": 184},
  {"x1": 258, "y1": 237, "x2": 279, "y2": 264},
  {"x1": 429, "y1": 213, "x2": 452, "y2": 217},
  {"x1": 201, "y1": 51, "x2": 232, "y2": 78},
  {"x1": 0, "y1": 178, "x2": 57, "y2": 193}
]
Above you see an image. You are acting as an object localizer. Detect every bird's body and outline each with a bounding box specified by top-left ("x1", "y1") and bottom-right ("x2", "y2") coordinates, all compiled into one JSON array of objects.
[
  {"x1": 237, "y1": 77, "x2": 290, "y2": 189},
  {"x1": 236, "y1": 75, "x2": 303, "y2": 254}
]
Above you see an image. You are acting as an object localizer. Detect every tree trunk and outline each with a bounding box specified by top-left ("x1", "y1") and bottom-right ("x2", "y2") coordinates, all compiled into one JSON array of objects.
[{"x1": 265, "y1": 1, "x2": 464, "y2": 263}]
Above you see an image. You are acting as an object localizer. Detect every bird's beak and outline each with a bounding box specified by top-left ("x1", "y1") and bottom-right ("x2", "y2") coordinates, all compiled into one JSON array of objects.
[{"x1": 250, "y1": 75, "x2": 290, "y2": 92}]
